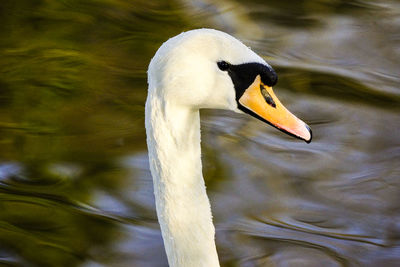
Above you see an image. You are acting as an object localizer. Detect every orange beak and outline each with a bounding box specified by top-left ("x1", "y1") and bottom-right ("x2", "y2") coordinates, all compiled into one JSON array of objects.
[{"x1": 238, "y1": 75, "x2": 312, "y2": 143}]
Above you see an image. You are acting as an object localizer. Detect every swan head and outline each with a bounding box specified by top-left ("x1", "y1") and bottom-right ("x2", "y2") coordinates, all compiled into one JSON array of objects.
[{"x1": 148, "y1": 29, "x2": 312, "y2": 143}]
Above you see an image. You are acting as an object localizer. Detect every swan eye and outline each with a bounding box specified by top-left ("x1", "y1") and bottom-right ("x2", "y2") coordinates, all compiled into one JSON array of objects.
[
  {"x1": 260, "y1": 84, "x2": 276, "y2": 108},
  {"x1": 217, "y1": 61, "x2": 230, "y2": 71}
]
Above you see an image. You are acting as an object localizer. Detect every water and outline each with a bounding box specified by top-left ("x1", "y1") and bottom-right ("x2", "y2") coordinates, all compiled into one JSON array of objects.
[{"x1": 0, "y1": 0, "x2": 399, "y2": 266}]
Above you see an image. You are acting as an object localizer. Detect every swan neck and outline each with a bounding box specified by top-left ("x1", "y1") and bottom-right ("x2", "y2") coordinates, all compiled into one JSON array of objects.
[{"x1": 145, "y1": 94, "x2": 219, "y2": 267}]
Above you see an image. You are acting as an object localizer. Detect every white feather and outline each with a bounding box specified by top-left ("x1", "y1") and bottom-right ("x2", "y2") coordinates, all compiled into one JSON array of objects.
[{"x1": 145, "y1": 28, "x2": 270, "y2": 267}]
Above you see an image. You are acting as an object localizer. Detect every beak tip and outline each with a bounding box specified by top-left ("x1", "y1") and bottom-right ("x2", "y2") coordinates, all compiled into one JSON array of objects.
[{"x1": 304, "y1": 125, "x2": 312, "y2": 144}]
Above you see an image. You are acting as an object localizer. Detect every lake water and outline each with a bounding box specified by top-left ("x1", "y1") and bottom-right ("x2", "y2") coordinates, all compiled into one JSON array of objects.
[{"x1": 0, "y1": 0, "x2": 399, "y2": 266}]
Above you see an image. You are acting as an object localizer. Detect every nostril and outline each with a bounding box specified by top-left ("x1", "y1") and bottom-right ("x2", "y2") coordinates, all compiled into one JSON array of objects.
[{"x1": 260, "y1": 84, "x2": 276, "y2": 108}]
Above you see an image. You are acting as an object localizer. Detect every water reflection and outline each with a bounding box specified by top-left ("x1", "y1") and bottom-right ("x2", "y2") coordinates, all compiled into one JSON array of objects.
[{"x1": 0, "y1": 0, "x2": 399, "y2": 266}]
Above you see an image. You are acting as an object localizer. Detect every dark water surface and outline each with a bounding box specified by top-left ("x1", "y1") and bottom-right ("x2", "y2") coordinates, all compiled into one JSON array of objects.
[{"x1": 1, "y1": 0, "x2": 399, "y2": 266}]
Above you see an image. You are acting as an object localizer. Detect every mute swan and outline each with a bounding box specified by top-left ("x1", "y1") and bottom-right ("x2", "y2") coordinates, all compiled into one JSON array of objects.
[{"x1": 145, "y1": 29, "x2": 311, "y2": 267}]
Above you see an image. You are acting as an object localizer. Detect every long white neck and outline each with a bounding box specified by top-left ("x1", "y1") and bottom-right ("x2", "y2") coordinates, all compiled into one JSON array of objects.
[{"x1": 145, "y1": 90, "x2": 220, "y2": 267}]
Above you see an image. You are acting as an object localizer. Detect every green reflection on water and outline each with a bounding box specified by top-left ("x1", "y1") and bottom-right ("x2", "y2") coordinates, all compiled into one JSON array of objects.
[{"x1": 0, "y1": 0, "x2": 195, "y2": 265}]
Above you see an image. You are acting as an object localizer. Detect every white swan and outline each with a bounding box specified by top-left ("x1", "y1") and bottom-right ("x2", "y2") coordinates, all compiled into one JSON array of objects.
[{"x1": 145, "y1": 29, "x2": 312, "y2": 267}]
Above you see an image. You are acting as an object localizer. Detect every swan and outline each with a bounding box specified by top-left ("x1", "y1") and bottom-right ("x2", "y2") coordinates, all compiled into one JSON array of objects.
[{"x1": 145, "y1": 29, "x2": 312, "y2": 267}]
